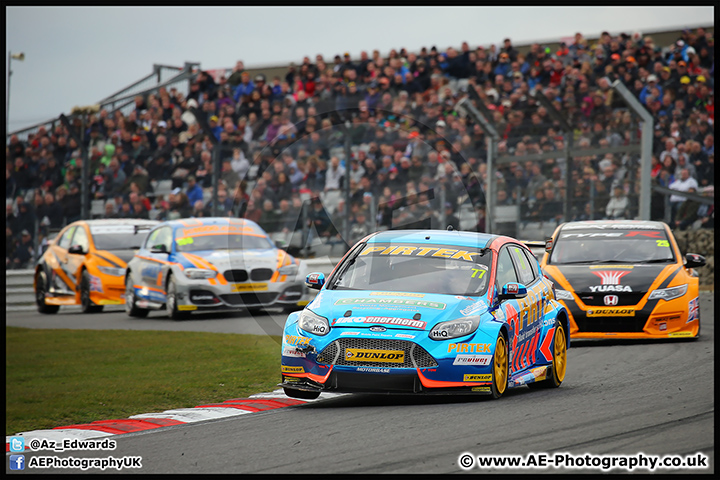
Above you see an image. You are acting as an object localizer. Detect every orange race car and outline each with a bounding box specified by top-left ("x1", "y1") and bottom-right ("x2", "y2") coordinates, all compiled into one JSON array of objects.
[
  {"x1": 34, "y1": 219, "x2": 158, "y2": 313},
  {"x1": 540, "y1": 220, "x2": 705, "y2": 340}
]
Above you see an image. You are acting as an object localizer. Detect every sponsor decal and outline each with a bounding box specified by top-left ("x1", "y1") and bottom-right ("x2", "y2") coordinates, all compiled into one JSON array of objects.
[
  {"x1": 687, "y1": 297, "x2": 699, "y2": 323},
  {"x1": 358, "y1": 245, "x2": 482, "y2": 262},
  {"x1": 659, "y1": 322, "x2": 667, "y2": 331},
  {"x1": 181, "y1": 225, "x2": 256, "y2": 236},
  {"x1": 281, "y1": 365, "x2": 305, "y2": 373},
  {"x1": 463, "y1": 374, "x2": 491, "y2": 382},
  {"x1": 333, "y1": 316, "x2": 427, "y2": 329},
  {"x1": 178, "y1": 305, "x2": 197, "y2": 311},
  {"x1": 370, "y1": 291, "x2": 425, "y2": 297},
  {"x1": 355, "y1": 367, "x2": 391, "y2": 373},
  {"x1": 604, "y1": 295, "x2": 619, "y2": 306},
  {"x1": 448, "y1": 343, "x2": 491, "y2": 354},
  {"x1": 340, "y1": 331, "x2": 361, "y2": 336},
  {"x1": 544, "y1": 238, "x2": 553, "y2": 252},
  {"x1": 282, "y1": 347, "x2": 306, "y2": 358},
  {"x1": 369, "y1": 326, "x2": 387, "y2": 332},
  {"x1": 455, "y1": 296, "x2": 474, "y2": 301},
  {"x1": 453, "y1": 355, "x2": 492, "y2": 366},
  {"x1": 561, "y1": 233, "x2": 624, "y2": 238},
  {"x1": 307, "y1": 273, "x2": 321, "y2": 284},
  {"x1": 284, "y1": 335, "x2": 312, "y2": 346},
  {"x1": 191, "y1": 294, "x2": 215, "y2": 301},
  {"x1": 334, "y1": 298, "x2": 446, "y2": 310},
  {"x1": 589, "y1": 265, "x2": 634, "y2": 269},
  {"x1": 97, "y1": 299, "x2": 123, "y2": 305},
  {"x1": 472, "y1": 386, "x2": 492, "y2": 392},
  {"x1": 395, "y1": 333, "x2": 416, "y2": 339},
  {"x1": 590, "y1": 285, "x2": 632, "y2": 293},
  {"x1": 653, "y1": 315, "x2": 681, "y2": 324},
  {"x1": 231, "y1": 282, "x2": 268, "y2": 292},
  {"x1": 507, "y1": 283, "x2": 519, "y2": 294},
  {"x1": 592, "y1": 270, "x2": 631, "y2": 285},
  {"x1": 460, "y1": 300, "x2": 488, "y2": 317},
  {"x1": 586, "y1": 308, "x2": 635, "y2": 317},
  {"x1": 668, "y1": 332, "x2": 693, "y2": 337},
  {"x1": 344, "y1": 349, "x2": 405, "y2": 363},
  {"x1": 625, "y1": 231, "x2": 663, "y2": 238}
]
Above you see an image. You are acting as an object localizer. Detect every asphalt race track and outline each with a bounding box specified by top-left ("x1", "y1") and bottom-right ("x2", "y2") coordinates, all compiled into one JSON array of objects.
[{"x1": 6, "y1": 292, "x2": 714, "y2": 473}]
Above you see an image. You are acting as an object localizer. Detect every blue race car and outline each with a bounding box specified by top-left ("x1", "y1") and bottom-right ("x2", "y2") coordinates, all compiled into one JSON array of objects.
[{"x1": 280, "y1": 229, "x2": 569, "y2": 399}]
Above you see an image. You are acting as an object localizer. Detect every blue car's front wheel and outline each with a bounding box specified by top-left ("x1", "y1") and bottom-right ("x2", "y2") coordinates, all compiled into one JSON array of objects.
[
  {"x1": 529, "y1": 320, "x2": 567, "y2": 389},
  {"x1": 490, "y1": 333, "x2": 508, "y2": 399}
]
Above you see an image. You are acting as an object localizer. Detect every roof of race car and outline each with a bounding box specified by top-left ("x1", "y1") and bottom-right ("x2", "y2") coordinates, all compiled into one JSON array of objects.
[
  {"x1": 366, "y1": 229, "x2": 500, "y2": 249},
  {"x1": 558, "y1": 220, "x2": 668, "y2": 231},
  {"x1": 73, "y1": 218, "x2": 160, "y2": 226}
]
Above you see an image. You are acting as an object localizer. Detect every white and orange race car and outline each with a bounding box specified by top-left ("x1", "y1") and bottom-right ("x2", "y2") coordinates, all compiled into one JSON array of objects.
[
  {"x1": 124, "y1": 217, "x2": 310, "y2": 319},
  {"x1": 540, "y1": 220, "x2": 705, "y2": 340}
]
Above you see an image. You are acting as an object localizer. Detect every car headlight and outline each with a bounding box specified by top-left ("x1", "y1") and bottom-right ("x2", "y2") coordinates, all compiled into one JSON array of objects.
[
  {"x1": 555, "y1": 289, "x2": 574, "y2": 301},
  {"x1": 98, "y1": 266, "x2": 126, "y2": 276},
  {"x1": 648, "y1": 284, "x2": 688, "y2": 301},
  {"x1": 297, "y1": 309, "x2": 330, "y2": 336},
  {"x1": 430, "y1": 316, "x2": 481, "y2": 340},
  {"x1": 183, "y1": 268, "x2": 217, "y2": 280},
  {"x1": 278, "y1": 264, "x2": 298, "y2": 276}
]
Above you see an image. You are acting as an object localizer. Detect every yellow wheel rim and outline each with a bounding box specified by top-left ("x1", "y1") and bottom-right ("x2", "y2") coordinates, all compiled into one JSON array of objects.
[
  {"x1": 494, "y1": 336, "x2": 507, "y2": 394},
  {"x1": 554, "y1": 324, "x2": 567, "y2": 382}
]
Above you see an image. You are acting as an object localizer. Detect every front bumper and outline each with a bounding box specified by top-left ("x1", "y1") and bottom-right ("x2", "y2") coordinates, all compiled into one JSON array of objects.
[
  {"x1": 280, "y1": 326, "x2": 498, "y2": 394},
  {"x1": 174, "y1": 279, "x2": 310, "y2": 311}
]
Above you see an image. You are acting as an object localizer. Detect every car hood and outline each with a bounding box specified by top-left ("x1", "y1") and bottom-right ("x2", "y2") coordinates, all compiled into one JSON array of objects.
[
  {"x1": 306, "y1": 289, "x2": 491, "y2": 331},
  {"x1": 544, "y1": 263, "x2": 677, "y2": 293},
  {"x1": 176, "y1": 248, "x2": 284, "y2": 271}
]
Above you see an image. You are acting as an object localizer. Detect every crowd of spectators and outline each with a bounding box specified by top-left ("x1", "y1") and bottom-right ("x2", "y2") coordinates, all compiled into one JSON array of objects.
[{"x1": 6, "y1": 26, "x2": 714, "y2": 268}]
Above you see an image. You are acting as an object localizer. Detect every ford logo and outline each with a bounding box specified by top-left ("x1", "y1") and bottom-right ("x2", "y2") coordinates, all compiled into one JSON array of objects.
[{"x1": 369, "y1": 326, "x2": 387, "y2": 332}]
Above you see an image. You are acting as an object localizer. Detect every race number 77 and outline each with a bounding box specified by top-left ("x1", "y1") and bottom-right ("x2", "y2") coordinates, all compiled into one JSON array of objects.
[{"x1": 471, "y1": 268, "x2": 486, "y2": 279}]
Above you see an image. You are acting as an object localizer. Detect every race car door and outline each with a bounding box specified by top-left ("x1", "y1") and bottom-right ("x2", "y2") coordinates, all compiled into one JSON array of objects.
[
  {"x1": 138, "y1": 226, "x2": 174, "y2": 296},
  {"x1": 508, "y1": 244, "x2": 544, "y2": 373}
]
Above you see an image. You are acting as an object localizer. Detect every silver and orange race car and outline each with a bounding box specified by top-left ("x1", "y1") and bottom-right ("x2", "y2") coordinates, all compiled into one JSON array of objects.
[
  {"x1": 124, "y1": 217, "x2": 310, "y2": 319},
  {"x1": 540, "y1": 220, "x2": 705, "y2": 340}
]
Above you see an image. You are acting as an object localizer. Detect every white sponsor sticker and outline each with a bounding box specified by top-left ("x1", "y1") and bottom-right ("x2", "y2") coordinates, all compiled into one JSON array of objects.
[
  {"x1": 282, "y1": 347, "x2": 306, "y2": 358},
  {"x1": 453, "y1": 355, "x2": 492, "y2": 366}
]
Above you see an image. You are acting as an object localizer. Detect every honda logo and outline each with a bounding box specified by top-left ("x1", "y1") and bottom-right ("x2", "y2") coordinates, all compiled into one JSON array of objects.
[{"x1": 604, "y1": 295, "x2": 619, "y2": 306}]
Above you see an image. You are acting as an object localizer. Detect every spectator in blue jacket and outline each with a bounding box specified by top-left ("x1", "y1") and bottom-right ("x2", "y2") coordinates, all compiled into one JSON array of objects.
[
  {"x1": 185, "y1": 175, "x2": 204, "y2": 206},
  {"x1": 639, "y1": 74, "x2": 663, "y2": 106},
  {"x1": 233, "y1": 72, "x2": 255, "y2": 103}
]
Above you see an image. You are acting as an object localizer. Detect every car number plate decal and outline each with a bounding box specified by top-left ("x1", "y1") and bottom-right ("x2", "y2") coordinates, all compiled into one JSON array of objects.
[{"x1": 231, "y1": 283, "x2": 268, "y2": 292}]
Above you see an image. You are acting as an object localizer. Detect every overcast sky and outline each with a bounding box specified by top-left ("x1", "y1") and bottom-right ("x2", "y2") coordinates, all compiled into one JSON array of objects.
[{"x1": 5, "y1": 6, "x2": 714, "y2": 133}]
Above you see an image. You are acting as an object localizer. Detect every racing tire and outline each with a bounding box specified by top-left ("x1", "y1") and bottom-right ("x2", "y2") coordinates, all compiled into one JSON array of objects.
[
  {"x1": 80, "y1": 270, "x2": 104, "y2": 314},
  {"x1": 490, "y1": 333, "x2": 509, "y2": 399},
  {"x1": 283, "y1": 387, "x2": 320, "y2": 400},
  {"x1": 35, "y1": 271, "x2": 60, "y2": 314},
  {"x1": 124, "y1": 274, "x2": 149, "y2": 318},
  {"x1": 528, "y1": 320, "x2": 567, "y2": 389},
  {"x1": 165, "y1": 275, "x2": 189, "y2": 321}
]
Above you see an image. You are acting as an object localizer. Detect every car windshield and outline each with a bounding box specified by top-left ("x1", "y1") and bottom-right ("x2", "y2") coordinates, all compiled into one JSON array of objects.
[
  {"x1": 91, "y1": 226, "x2": 153, "y2": 250},
  {"x1": 550, "y1": 228, "x2": 676, "y2": 264},
  {"x1": 331, "y1": 243, "x2": 493, "y2": 296},
  {"x1": 175, "y1": 233, "x2": 274, "y2": 252}
]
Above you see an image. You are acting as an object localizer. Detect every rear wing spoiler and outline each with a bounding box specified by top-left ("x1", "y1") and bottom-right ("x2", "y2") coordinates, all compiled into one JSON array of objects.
[{"x1": 521, "y1": 239, "x2": 554, "y2": 254}]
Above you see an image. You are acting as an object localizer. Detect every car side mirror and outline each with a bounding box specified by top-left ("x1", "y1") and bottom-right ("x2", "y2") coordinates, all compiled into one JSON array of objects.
[
  {"x1": 68, "y1": 244, "x2": 86, "y2": 255},
  {"x1": 150, "y1": 244, "x2": 169, "y2": 254},
  {"x1": 305, "y1": 272, "x2": 326, "y2": 290},
  {"x1": 684, "y1": 253, "x2": 706, "y2": 269},
  {"x1": 498, "y1": 282, "x2": 528, "y2": 301}
]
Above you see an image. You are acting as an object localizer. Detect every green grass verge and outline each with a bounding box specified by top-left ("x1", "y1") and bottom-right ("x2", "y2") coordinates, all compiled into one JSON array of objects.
[{"x1": 5, "y1": 327, "x2": 282, "y2": 436}]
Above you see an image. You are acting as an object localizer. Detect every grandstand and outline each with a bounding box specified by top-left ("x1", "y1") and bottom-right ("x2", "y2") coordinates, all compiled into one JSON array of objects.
[{"x1": 6, "y1": 25, "x2": 714, "y2": 269}]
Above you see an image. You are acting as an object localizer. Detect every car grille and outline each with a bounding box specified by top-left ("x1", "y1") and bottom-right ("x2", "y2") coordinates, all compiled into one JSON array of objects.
[
  {"x1": 223, "y1": 268, "x2": 275, "y2": 282},
  {"x1": 224, "y1": 269, "x2": 248, "y2": 282},
  {"x1": 251, "y1": 268, "x2": 274, "y2": 281},
  {"x1": 576, "y1": 292, "x2": 646, "y2": 307},
  {"x1": 219, "y1": 292, "x2": 279, "y2": 306},
  {"x1": 318, "y1": 338, "x2": 437, "y2": 368}
]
